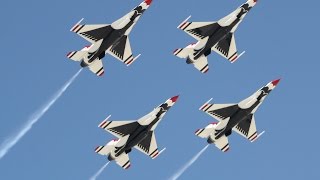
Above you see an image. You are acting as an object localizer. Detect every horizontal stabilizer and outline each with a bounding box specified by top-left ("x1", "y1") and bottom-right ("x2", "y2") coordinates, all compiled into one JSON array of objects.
[
  {"x1": 173, "y1": 46, "x2": 193, "y2": 59},
  {"x1": 95, "y1": 146, "x2": 105, "y2": 154},
  {"x1": 193, "y1": 55, "x2": 209, "y2": 73},
  {"x1": 95, "y1": 145, "x2": 113, "y2": 155},
  {"x1": 88, "y1": 59, "x2": 104, "y2": 76},
  {"x1": 115, "y1": 153, "x2": 131, "y2": 170},
  {"x1": 195, "y1": 125, "x2": 215, "y2": 138},
  {"x1": 66, "y1": 51, "x2": 86, "y2": 61},
  {"x1": 213, "y1": 134, "x2": 230, "y2": 152}
]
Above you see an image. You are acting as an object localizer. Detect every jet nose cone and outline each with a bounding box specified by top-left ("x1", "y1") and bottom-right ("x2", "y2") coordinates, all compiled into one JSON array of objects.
[
  {"x1": 170, "y1": 95, "x2": 179, "y2": 102},
  {"x1": 144, "y1": 0, "x2": 152, "y2": 5},
  {"x1": 250, "y1": 0, "x2": 258, "y2": 6},
  {"x1": 271, "y1": 79, "x2": 281, "y2": 86}
]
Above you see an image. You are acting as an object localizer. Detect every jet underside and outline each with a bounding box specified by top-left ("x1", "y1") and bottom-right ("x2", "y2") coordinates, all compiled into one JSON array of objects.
[
  {"x1": 194, "y1": 17, "x2": 242, "y2": 60},
  {"x1": 213, "y1": 94, "x2": 266, "y2": 140},
  {"x1": 85, "y1": 22, "x2": 135, "y2": 64},
  {"x1": 115, "y1": 103, "x2": 170, "y2": 157}
]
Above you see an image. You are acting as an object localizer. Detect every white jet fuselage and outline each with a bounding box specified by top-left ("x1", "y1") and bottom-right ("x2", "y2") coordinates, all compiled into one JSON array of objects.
[
  {"x1": 190, "y1": 0, "x2": 257, "y2": 62},
  {"x1": 210, "y1": 79, "x2": 277, "y2": 141},
  {"x1": 80, "y1": 2, "x2": 149, "y2": 67}
]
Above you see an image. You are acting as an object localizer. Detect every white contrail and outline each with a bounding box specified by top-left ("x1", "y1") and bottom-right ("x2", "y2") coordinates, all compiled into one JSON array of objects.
[
  {"x1": 89, "y1": 161, "x2": 110, "y2": 180},
  {"x1": 0, "y1": 69, "x2": 82, "y2": 160},
  {"x1": 169, "y1": 144, "x2": 210, "y2": 180}
]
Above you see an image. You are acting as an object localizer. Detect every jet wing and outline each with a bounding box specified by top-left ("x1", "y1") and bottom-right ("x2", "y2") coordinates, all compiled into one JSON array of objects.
[
  {"x1": 99, "y1": 119, "x2": 139, "y2": 139},
  {"x1": 212, "y1": 33, "x2": 239, "y2": 63},
  {"x1": 70, "y1": 19, "x2": 112, "y2": 43},
  {"x1": 200, "y1": 101, "x2": 238, "y2": 121},
  {"x1": 115, "y1": 152, "x2": 131, "y2": 169},
  {"x1": 178, "y1": 18, "x2": 220, "y2": 41},
  {"x1": 107, "y1": 35, "x2": 140, "y2": 66},
  {"x1": 134, "y1": 131, "x2": 160, "y2": 159},
  {"x1": 88, "y1": 59, "x2": 105, "y2": 76},
  {"x1": 232, "y1": 114, "x2": 259, "y2": 142},
  {"x1": 193, "y1": 55, "x2": 209, "y2": 73}
]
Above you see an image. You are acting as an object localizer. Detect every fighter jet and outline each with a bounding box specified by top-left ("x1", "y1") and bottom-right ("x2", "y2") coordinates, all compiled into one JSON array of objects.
[
  {"x1": 67, "y1": 0, "x2": 152, "y2": 76},
  {"x1": 195, "y1": 79, "x2": 280, "y2": 152},
  {"x1": 173, "y1": 0, "x2": 257, "y2": 73},
  {"x1": 95, "y1": 95, "x2": 179, "y2": 169}
]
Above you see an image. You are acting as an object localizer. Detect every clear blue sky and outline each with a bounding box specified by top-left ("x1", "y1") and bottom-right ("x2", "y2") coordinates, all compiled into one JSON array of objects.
[{"x1": 1, "y1": 0, "x2": 319, "y2": 179}]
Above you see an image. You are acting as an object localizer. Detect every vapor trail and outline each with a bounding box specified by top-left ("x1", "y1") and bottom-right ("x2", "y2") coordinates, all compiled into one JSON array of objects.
[
  {"x1": 0, "y1": 69, "x2": 82, "y2": 160},
  {"x1": 89, "y1": 162, "x2": 110, "y2": 180},
  {"x1": 169, "y1": 144, "x2": 209, "y2": 180}
]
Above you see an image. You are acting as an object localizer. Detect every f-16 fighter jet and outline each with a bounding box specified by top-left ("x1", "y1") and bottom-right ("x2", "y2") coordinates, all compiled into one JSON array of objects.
[
  {"x1": 67, "y1": 0, "x2": 152, "y2": 76},
  {"x1": 195, "y1": 79, "x2": 280, "y2": 152},
  {"x1": 173, "y1": 0, "x2": 257, "y2": 73},
  {"x1": 95, "y1": 95, "x2": 179, "y2": 169}
]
